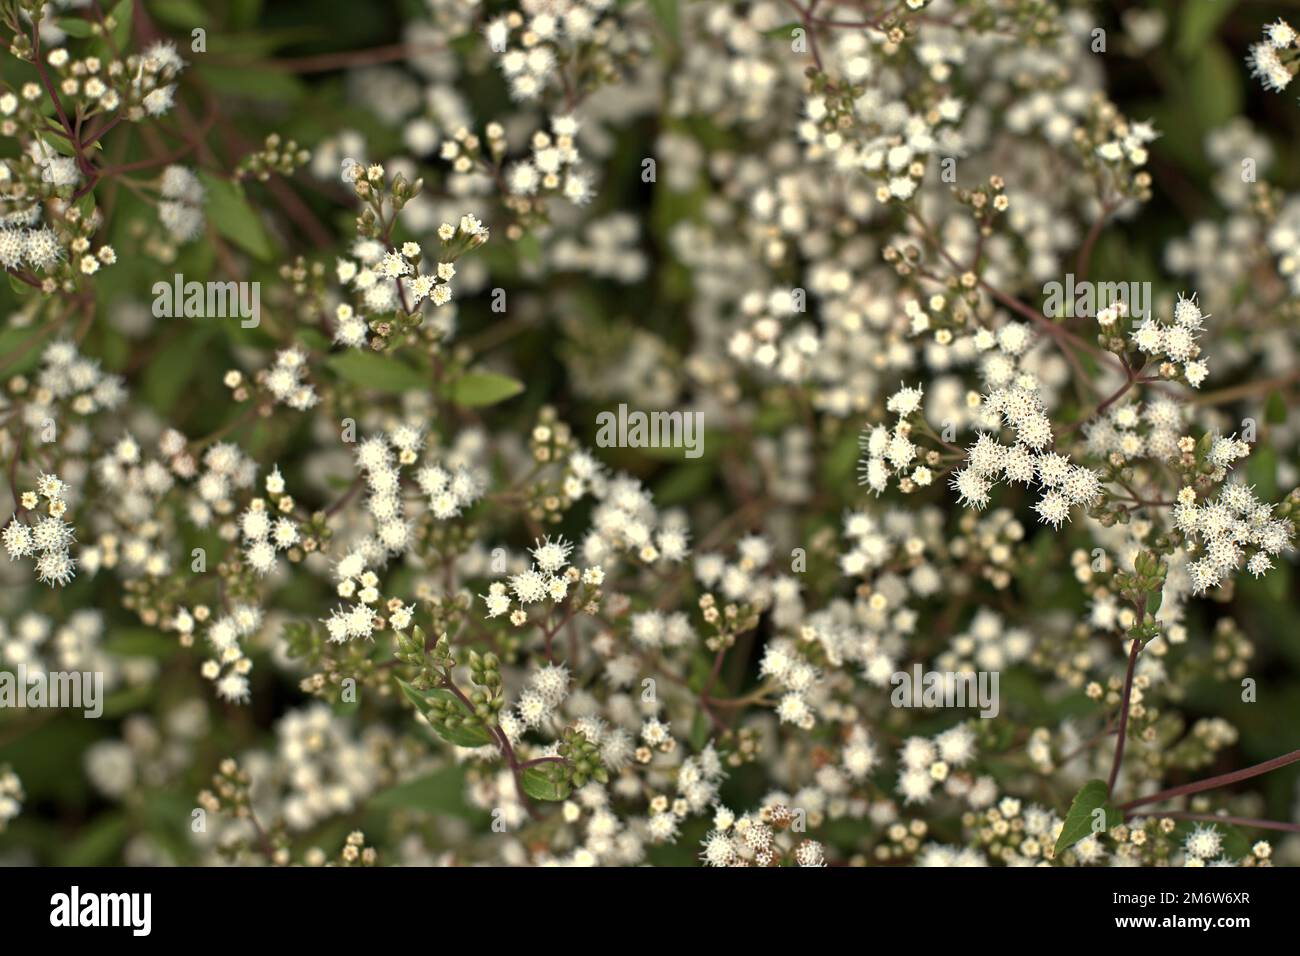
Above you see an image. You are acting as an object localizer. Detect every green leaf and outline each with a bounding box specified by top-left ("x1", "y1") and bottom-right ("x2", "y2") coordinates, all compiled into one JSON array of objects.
[
  {"x1": 327, "y1": 351, "x2": 428, "y2": 392},
  {"x1": 521, "y1": 764, "x2": 571, "y2": 802},
  {"x1": 143, "y1": 326, "x2": 214, "y2": 410},
  {"x1": 429, "y1": 717, "x2": 495, "y2": 748},
  {"x1": 44, "y1": 131, "x2": 101, "y2": 158},
  {"x1": 110, "y1": 0, "x2": 133, "y2": 51},
  {"x1": 1055, "y1": 779, "x2": 1120, "y2": 856},
  {"x1": 1265, "y1": 390, "x2": 1287, "y2": 425},
  {"x1": 1247, "y1": 445, "x2": 1278, "y2": 501},
  {"x1": 149, "y1": 0, "x2": 211, "y2": 29},
  {"x1": 207, "y1": 28, "x2": 325, "y2": 57},
  {"x1": 56, "y1": 17, "x2": 94, "y2": 38},
  {"x1": 0, "y1": 325, "x2": 46, "y2": 374},
  {"x1": 1185, "y1": 43, "x2": 1242, "y2": 132},
  {"x1": 296, "y1": 326, "x2": 330, "y2": 351},
  {"x1": 195, "y1": 64, "x2": 308, "y2": 103},
  {"x1": 395, "y1": 678, "x2": 495, "y2": 748},
  {"x1": 762, "y1": 22, "x2": 802, "y2": 39},
  {"x1": 513, "y1": 233, "x2": 542, "y2": 267},
  {"x1": 648, "y1": 0, "x2": 679, "y2": 37},
  {"x1": 822, "y1": 427, "x2": 860, "y2": 488},
  {"x1": 634, "y1": 431, "x2": 717, "y2": 461},
  {"x1": 228, "y1": 0, "x2": 263, "y2": 29},
  {"x1": 60, "y1": 813, "x2": 128, "y2": 866},
  {"x1": 369, "y1": 765, "x2": 478, "y2": 817},
  {"x1": 1176, "y1": 0, "x2": 1235, "y2": 60},
  {"x1": 104, "y1": 627, "x2": 174, "y2": 658},
  {"x1": 198, "y1": 171, "x2": 275, "y2": 261},
  {"x1": 654, "y1": 461, "x2": 715, "y2": 506},
  {"x1": 688, "y1": 710, "x2": 710, "y2": 751},
  {"x1": 450, "y1": 370, "x2": 524, "y2": 407}
]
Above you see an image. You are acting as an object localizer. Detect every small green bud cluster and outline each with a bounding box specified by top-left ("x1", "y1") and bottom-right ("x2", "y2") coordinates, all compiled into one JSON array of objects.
[{"x1": 236, "y1": 133, "x2": 311, "y2": 182}]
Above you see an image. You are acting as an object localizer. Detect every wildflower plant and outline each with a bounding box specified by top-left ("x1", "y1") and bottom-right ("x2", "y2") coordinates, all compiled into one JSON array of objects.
[{"x1": 0, "y1": 0, "x2": 1298, "y2": 876}]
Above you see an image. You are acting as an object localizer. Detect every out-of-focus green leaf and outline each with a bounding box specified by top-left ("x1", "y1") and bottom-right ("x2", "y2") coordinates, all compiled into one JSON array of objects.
[
  {"x1": 1177, "y1": 1, "x2": 1235, "y2": 59},
  {"x1": 1265, "y1": 391, "x2": 1287, "y2": 425},
  {"x1": 196, "y1": 64, "x2": 308, "y2": 102},
  {"x1": 369, "y1": 765, "x2": 478, "y2": 817},
  {"x1": 0, "y1": 326, "x2": 46, "y2": 374},
  {"x1": 198, "y1": 172, "x2": 275, "y2": 261},
  {"x1": 104, "y1": 628, "x2": 174, "y2": 658},
  {"x1": 450, "y1": 370, "x2": 524, "y2": 407},
  {"x1": 228, "y1": 0, "x2": 263, "y2": 29},
  {"x1": 56, "y1": 17, "x2": 94, "y2": 38},
  {"x1": 763, "y1": 22, "x2": 802, "y2": 39},
  {"x1": 150, "y1": 0, "x2": 211, "y2": 29},
  {"x1": 143, "y1": 326, "x2": 214, "y2": 409},
  {"x1": 1186, "y1": 43, "x2": 1242, "y2": 131},
  {"x1": 327, "y1": 351, "x2": 428, "y2": 392},
  {"x1": 654, "y1": 461, "x2": 715, "y2": 505},
  {"x1": 60, "y1": 813, "x2": 128, "y2": 866},
  {"x1": 1247, "y1": 445, "x2": 1278, "y2": 501},
  {"x1": 110, "y1": 0, "x2": 133, "y2": 50},
  {"x1": 207, "y1": 28, "x2": 325, "y2": 56}
]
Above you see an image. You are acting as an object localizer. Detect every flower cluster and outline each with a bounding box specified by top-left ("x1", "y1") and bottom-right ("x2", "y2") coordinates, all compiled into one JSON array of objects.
[
  {"x1": 332, "y1": 173, "x2": 487, "y2": 350},
  {"x1": 485, "y1": 1, "x2": 632, "y2": 102},
  {"x1": 1130, "y1": 294, "x2": 1210, "y2": 388},
  {"x1": 1173, "y1": 484, "x2": 1296, "y2": 593},
  {"x1": 2, "y1": 472, "x2": 76, "y2": 586},
  {"x1": 157, "y1": 165, "x2": 205, "y2": 244},
  {"x1": 1248, "y1": 19, "x2": 1299, "y2": 94}
]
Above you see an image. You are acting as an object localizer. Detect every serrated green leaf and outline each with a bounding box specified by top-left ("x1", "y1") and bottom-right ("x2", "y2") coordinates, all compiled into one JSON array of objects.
[
  {"x1": 198, "y1": 171, "x2": 275, "y2": 261},
  {"x1": 1055, "y1": 779, "x2": 1120, "y2": 856},
  {"x1": 328, "y1": 351, "x2": 427, "y2": 392},
  {"x1": 450, "y1": 370, "x2": 524, "y2": 407},
  {"x1": 521, "y1": 764, "x2": 571, "y2": 801}
]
